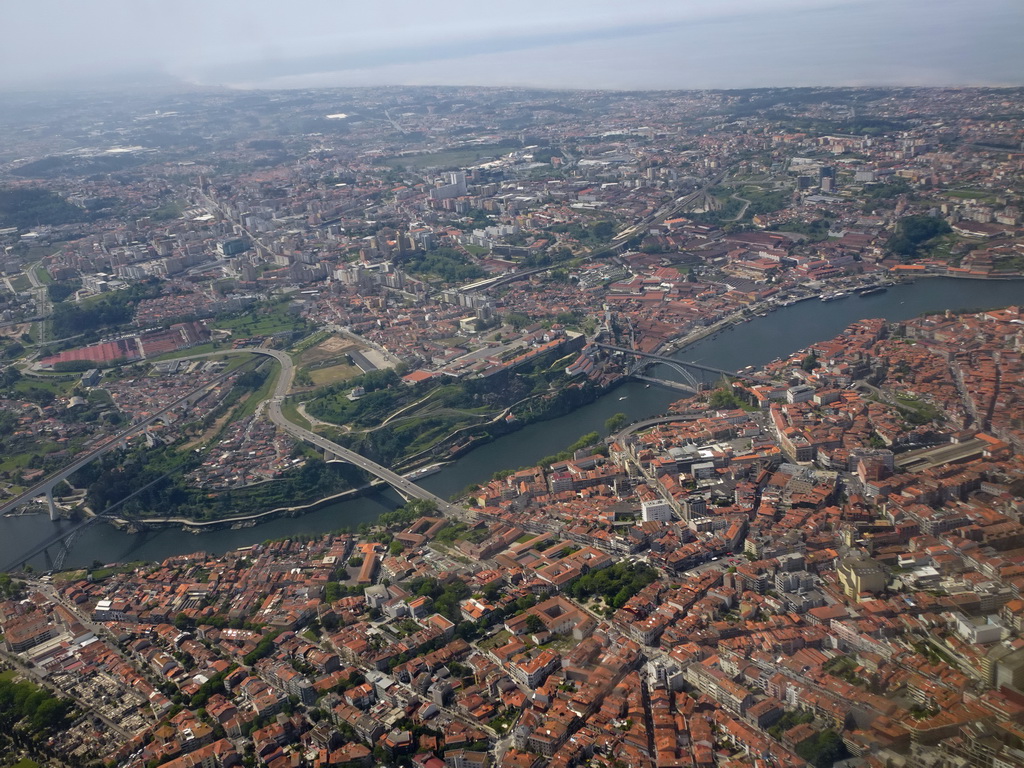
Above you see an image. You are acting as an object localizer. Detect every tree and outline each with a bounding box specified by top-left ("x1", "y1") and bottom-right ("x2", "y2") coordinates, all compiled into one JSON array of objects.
[
  {"x1": 590, "y1": 221, "x2": 615, "y2": 241},
  {"x1": 605, "y1": 412, "x2": 628, "y2": 433},
  {"x1": 801, "y1": 353, "x2": 818, "y2": 372},
  {"x1": 324, "y1": 582, "x2": 343, "y2": 603},
  {"x1": 887, "y1": 214, "x2": 951, "y2": 258},
  {"x1": 524, "y1": 614, "x2": 544, "y2": 634},
  {"x1": 795, "y1": 729, "x2": 848, "y2": 767},
  {"x1": 505, "y1": 312, "x2": 532, "y2": 331},
  {"x1": 708, "y1": 387, "x2": 741, "y2": 409}
]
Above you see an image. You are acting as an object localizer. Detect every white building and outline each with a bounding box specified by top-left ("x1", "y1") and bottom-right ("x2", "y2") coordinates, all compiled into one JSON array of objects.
[{"x1": 642, "y1": 500, "x2": 674, "y2": 523}]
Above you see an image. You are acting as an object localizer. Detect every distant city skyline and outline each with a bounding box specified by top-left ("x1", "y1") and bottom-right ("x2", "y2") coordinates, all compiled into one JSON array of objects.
[{"x1": 3, "y1": 0, "x2": 1023, "y2": 91}]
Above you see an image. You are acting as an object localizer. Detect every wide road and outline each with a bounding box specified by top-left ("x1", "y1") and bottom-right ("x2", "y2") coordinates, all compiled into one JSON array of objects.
[
  {"x1": 247, "y1": 348, "x2": 464, "y2": 516},
  {"x1": 1, "y1": 342, "x2": 466, "y2": 541},
  {"x1": 96, "y1": 345, "x2": 462, "y2": 514},
  {"x1": 611, "y1": 413, "x2": 702, "y2": 443}
]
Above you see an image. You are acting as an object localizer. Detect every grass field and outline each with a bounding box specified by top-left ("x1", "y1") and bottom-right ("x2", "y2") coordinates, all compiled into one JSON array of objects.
[
  {"x1": 234, "y1": 360, "x2": 281, "y2": 420},
  {"x1": 33, "y1": 267, "x2": 52, "y2": 285},
  {"x1": 946, "y1": 189, "x2": 995, "y2": 201},
  {"x1": 281, "y1": 400, "x2": 312, "y2": 430},
  {"x1": 222, "y1": 352, "x2": 258, "y2": 372},
  {"x1": 9, "y1": 274, "x2": 31, "y2": 292},
  {"x1": 14, "y1": 376, "x2": 74, "y2": 397},
  {"x1": 0, "y1": 439, "x2": 60, "y2": 474},
  {"x1": 385, "y1": 144, "x2": 519, "y2": 170},
  {"x1": 213, "y1": 300, "x2": 309, "y2": 338},
  {"x1": 295, "y1": 334, "x2": 364, "y2": 387},
  {"x1": 295, "y1": 334, "x2": 358, "y2": 367},
  {"x1": 290, "y1": 330, "x2": 330, "y2": 355},
  {"x1": 477, "y1": 629, "x2": 511, "y2": 651},
  {"x1": 309, "y1": 363, "x2": 361, "y2": 386},
  {"x1": 927, "y1": 233, "x2": 965, "y2": 262},
  {"x1": 89, "y1": 562, "x2": 145, "y2": 580}
]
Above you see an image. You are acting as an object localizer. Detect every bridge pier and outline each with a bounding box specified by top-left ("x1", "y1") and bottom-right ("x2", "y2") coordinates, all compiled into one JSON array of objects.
[{"x1": 46, "y1": 488, "x2": 58, "y2": 521}]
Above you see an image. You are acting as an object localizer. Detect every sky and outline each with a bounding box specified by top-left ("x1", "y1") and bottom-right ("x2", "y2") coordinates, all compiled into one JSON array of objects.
[{"x1": 4, "y1": 0, "x2": 1023, "y2": 91}]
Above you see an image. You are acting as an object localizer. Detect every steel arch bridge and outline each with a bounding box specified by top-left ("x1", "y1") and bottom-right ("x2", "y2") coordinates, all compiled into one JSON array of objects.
[{"x1": 653, "y1": 360, "x2": 702, "y2": 391}]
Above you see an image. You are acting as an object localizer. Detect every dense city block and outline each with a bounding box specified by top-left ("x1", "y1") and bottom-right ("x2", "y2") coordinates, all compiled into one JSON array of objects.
[{"x1": 1, "y1": 85, "x2": 1024, "y2": 768}]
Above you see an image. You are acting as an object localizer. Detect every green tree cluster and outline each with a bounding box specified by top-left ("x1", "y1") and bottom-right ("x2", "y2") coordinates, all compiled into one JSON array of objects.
[
  {"x1": 794, "y1": 729, "x2": 848, "y2": 768},
  {"x1": 0, "y1": 573, "x2": 25, "y2": 599},
  {"x1": 534, "y1": 430, "x2": 603, "y2": 468},
  {"x1": 243, "y1": 631, "x2": 281, "y2": 665},
  {"x1": 406, "y1": 577, "x2": 472, "y2": 623},
  {"x1": 566, "y1": 562, "x2": 658, "y2": 610},
  {"x1": 887, "y1": 214, "x2": 951, "y2": 258},
  {"x1": 50, "y1": 279, "x2": 161, "y2": 339},
  {"x1": 0, "y1": 188, "x2": 88, "y2": 229},
  {"x1": 708, "y1": 387, "x2": 743, "y2": 410},
  {"x1": 377, "y1": 499, "x2": 438, "y2": 529},
  {"x1": 605, "y1": 413, "x2": 629, "y2": 433},
  {"x1": 47, "y1": 280, "x2": 80, "y2": 303},
  {"x1": 404, "y1": 248, "x2": 485, "y2": 283},
  {"x1": 190, "y1": 665, "x2": 237, "y2": 708},
  {"x1": 0, "y1": 676, "x2": 75, "y2": 735}
]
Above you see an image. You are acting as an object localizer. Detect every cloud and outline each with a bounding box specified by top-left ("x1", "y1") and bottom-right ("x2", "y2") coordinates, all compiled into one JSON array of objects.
[{"x1": 1, "y1": 0, "x2": 1020, "y2": 90}]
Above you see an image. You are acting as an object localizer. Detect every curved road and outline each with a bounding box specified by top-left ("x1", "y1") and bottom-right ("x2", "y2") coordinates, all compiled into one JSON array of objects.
[
  {"x1": 611, "y1": 413, "x2": 701, "y2": 444},
  {"x1": 3, "y1": 345, "x2": 467, "y2": 548},
  {"x1": 247, "y1": 347, "x2": 465, "y2": 517},
  {"x1": 134, "y1": 346, "x2": 461, "y2": 514}
]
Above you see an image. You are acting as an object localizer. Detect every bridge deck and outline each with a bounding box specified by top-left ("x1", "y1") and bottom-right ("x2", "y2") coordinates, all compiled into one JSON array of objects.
[{"x1": 596, "y1": 343, "x2": 757, "y2": 381}]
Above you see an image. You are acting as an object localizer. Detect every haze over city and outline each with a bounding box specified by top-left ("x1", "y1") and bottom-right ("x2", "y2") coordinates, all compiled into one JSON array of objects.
[
  {"x1": 4, "y1": 1, "x2": 1024, "y2": 767},
  {"x1": 3, "y1": 0, "x2": 1024, "y2": 91}
]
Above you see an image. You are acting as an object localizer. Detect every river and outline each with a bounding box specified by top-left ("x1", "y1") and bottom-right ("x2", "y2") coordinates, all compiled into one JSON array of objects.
[{"x1": 6, "y1": 277, "x2": 1023, "y2": 570}]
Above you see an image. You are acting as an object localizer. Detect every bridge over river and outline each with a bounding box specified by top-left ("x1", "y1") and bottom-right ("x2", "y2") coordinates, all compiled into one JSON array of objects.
[{"x1": 1, "y1": 347, "x2": 465, "y2": 572}]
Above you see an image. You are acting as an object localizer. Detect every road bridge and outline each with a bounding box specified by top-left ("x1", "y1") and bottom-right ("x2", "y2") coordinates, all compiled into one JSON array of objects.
[
  {"x1": 630, "y1": 375, "x2": 697, "y2": 393},
  {"x1": 2, "y1": 346, "x2": 472, "y2": 572},
  {"x1": 2, "y1": 469, "x2": 184, "y2": 573},
  {"x1": 595, "y1": 343, "x2": 759, "y2": 382},
  {"x1": 253, "y1": 348, "x2": 464, "y2": 517}
]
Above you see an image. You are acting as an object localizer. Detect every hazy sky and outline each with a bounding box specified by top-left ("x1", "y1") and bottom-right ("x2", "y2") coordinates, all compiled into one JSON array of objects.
[{"x1": 4, "y1": 0, "x2": 1023, "y2": 91}]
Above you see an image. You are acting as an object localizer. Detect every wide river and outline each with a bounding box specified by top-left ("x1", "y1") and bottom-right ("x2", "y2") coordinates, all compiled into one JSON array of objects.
[{"x1": 5, "y1": 277, "x2": 1023, "y2": 570}]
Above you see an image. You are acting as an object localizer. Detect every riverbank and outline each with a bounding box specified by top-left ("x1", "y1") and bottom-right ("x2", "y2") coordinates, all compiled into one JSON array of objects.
[
  {"x1": 110, "y1": 481, "x2": 384, "y2": 533},
  {"x1": 7, "y1": 276, "x2": 1024, "y2": 571},
  {"x1": 58, "y1": 273, "x2": 1003, "y2": 534}
]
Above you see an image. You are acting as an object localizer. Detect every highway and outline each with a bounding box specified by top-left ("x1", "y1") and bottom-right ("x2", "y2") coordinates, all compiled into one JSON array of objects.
[
  {"x1": 248, "y1": 347, "x2": 465, "y2": 516},
  {"x1": 163, "y1": 346, "x2": 464, "y2": 514},
  {"x1": 2, "y1": 345, "x2": 468, "y2": 571}
]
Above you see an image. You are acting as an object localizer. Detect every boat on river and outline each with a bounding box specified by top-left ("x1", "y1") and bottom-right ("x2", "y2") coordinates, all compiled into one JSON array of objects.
[
  {"x1": 821, "y1": 291, "x2": 851, "y2": 302},
  {"x1": 405, "y1": 464, "x2": 444, "y2": 481}
]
